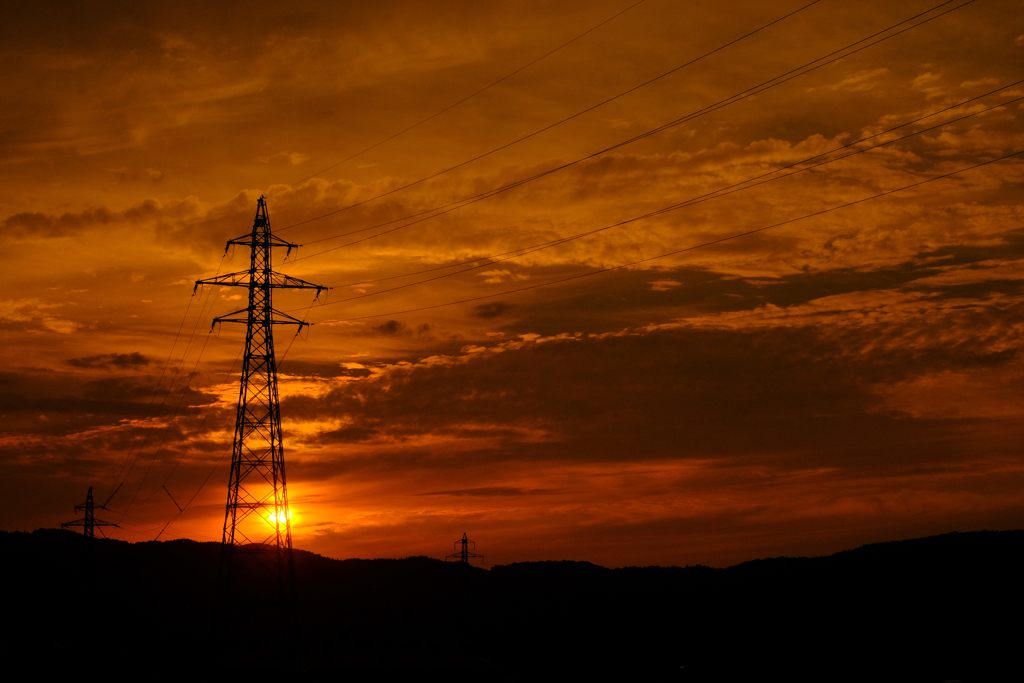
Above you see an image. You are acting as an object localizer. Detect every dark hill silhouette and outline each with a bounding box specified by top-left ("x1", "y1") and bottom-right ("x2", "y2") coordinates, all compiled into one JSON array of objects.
[{"x1": 2, "y1": 529, "x2": 1019, "y2": 681}]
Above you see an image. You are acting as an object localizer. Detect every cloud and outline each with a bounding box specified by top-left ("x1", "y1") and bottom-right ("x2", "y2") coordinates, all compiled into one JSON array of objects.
[
  {"x1": 811, "y1": 68, "x2": 890, "y2": 93},
  {"x1": 373, "y1": 320, "x2": 406, "y2": 336},
  {"x1": 315, "y1": 425, "x2": 380, "y2": 443},
  {"x1": 109, "y1": 168, "x2": 164, "y2": 184},
  {"x1": 257, "y1": 152, "x2": 310, "y2": 166},
  {"x1": 0, "y1": 298, "x2": 81, "y2": 334},
  {"x1": 1, "y1": 208, "x2": 118, "y2": 239},
  {"x1": 1, "y1": 198, "x2": 199, "y2": 239},
  {"x1": 960, "y1": 77, "x2": 1000, "y2": 89},
  {"x1": 3, "y1": 0, "x2": 1024, "y2": 564},
  {"x1": 66, "y1": 352, "x2": 151, "y2": 369},
  {"x1": 283, "y1": 317, "x2": 1020, "y2": 481},
  {"x1": 471, "y1": 301, "x2": 514, "y2": 318},
  {"x1": 479, "y1": 270, "x2": 530, "y2": 284},
  {"x1": 415, "y1": 487, "x2": 556, "y2": 497},
  {"x1": 912, "y1": 72, "x2": 945, "y2": 99},
  {"x1": 278, "y1": 360, "x2": 373, "y2": 379}
]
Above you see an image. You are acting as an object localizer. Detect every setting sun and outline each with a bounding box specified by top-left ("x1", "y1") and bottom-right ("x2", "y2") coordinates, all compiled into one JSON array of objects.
[{"x1": 267, "y1": 509, "x2": 294, "y2": 526}]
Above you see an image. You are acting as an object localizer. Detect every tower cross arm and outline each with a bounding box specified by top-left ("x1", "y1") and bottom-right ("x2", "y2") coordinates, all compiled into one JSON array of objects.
[
  {"x1": 61, "y1": 518, "x2": 120, "y2": 529},
  {"x1": 91, "y1": 519, "x2": 121, "y2": 528},
  {"x1": 212, "y1": 306, "x2": 315, "y2": 328},
  {"x1": 194, "y1": 271, "x2": 328, "y2": 296},
  {"x1": 267, "y1": 272, "x2": 329, "y2": 295},
  {"x1": 194, "y1": 269, "x2": 252, "y2": 292},
  {"x1": 225, "y1": 232, "x2": 298, "y2": 251}
]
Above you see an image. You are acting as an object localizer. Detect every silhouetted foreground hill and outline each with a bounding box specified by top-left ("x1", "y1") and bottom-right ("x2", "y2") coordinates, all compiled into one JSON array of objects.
[{"x1": 2, "y1": 529, "x2": 1020, "y2": 681}]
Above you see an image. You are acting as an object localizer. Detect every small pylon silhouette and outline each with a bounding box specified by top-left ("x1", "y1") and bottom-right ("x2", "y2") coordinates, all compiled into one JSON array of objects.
[
  {"x1": 446, "y1": 533, "x2": 484, "y2": 565},
  {"x1": 61, "y1": 487, "x2": 120, "y2": 538}
]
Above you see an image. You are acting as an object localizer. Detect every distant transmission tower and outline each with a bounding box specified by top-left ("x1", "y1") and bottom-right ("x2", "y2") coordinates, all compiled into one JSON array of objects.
[
  {"x1": 61, "y1": 486, "x2": 120, "y2": 537},
  {"x1": 446, "y1": 533, "x2": 484, "y2": 565},
  {"x1": 195, "y1": 196, "x2": 325, "y2": 645}
]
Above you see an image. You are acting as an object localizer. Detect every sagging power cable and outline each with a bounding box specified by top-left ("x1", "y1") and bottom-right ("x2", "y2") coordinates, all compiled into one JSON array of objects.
[
  {"x1": 310, "y1": 150, "x2": 1023, "y2": 324},
  {"x1": 269, "y1": 0, "x2": 650, "y2": 196},
  {"x1": 274, "y1": 0, "x2": 832, "y2": 234},
  {"x1": 282, "y1": 0, "x2": 971, "y2": 263}
]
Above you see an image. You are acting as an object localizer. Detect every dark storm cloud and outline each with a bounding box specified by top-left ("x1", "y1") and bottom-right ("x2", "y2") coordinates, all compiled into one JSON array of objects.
[{"x1": 66, "y1": 352, "x2": 151, "y2": 369}]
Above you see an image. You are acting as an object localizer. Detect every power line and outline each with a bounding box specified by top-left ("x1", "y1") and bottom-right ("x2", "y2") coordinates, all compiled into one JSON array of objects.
[
  {"x1": 139, "y1": 288, "x2": 319, "y2": 532},
  {"x1": 111, "y1": 286, "x2": 220, "y2": 494},
  {"x1": 268, "y1": 0, "x2": 650, "y2": 196},
  {"x1": 309, "y1": 150, "x2": 1023, "y2": 324},
  {"x1": 147, "y1": 291, "x2": 321, "y2": 542},
  {"x1": 282, "y1": 0, "x2": 971, "y2": 261},
  {"x1": 273, "y1": 0, "x2": 830, "y2": 234},
  {"x1": 103, "y1": 293, "x2": 196, "y2": 495},
  {"x1": 111, "y1": 239, "x2": 272, "y2": 507},
  {"x1": 147, "y1": 443, "x2": 233, "y2": 542},
  {"x1": 334, "y1": 94, "x2": 1016, "y2": 286},
  {"x1": 104, "y1": 255, "x2": 230, "y2": 504},
  {"x1": 287, "y1": 82, "x2": 1024, "y2": 313},
  {"x1": 138, "y1": 0, "x2": 983, "y2": 540},
  {"x1": 120, "y1": 329, "x2": 216, "y2": 519},
  {"x1": 111, "y1": 254, "x2": 239, "y2": 518},
  {"x1": 130, "y1": 342, "x2": 245, "y2": 515},
  {"x1": 107, "y1": 286, "x2": 219, "y2": 502}
]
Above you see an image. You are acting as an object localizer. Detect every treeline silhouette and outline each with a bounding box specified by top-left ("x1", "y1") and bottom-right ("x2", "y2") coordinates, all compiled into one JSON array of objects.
[{"x1": 3, "y1": 529, "x2": 1019, "y2": 681}]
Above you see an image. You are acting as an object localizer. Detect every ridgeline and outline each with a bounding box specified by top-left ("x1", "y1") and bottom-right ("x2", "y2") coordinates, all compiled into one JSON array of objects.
[{"x1": 3, "y1": 529, "x2": 1020, "y2": 681}]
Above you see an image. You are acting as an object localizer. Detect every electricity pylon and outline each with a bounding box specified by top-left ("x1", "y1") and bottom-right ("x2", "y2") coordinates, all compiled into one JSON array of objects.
[
  {"x1": 446, "y1": 533, "x2": 484, "y2": 565},
  {"x1": 61, "y1": 487, "x2": 120, "y2": 538},
  {"x1": 195, "y1": 195, "x2": 325, "y2": 646}
]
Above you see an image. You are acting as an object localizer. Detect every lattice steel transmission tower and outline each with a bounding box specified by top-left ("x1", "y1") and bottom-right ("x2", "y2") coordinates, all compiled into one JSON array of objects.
[
  {"x1": 61, "y1": 487, "x2": 120, "y2": 538},
  {"x1": 446, "y1": 533, "x2": 484, "y2": 565},
  {"x1": 195, "y1": 196, "x2": 325, "y2": 642}
]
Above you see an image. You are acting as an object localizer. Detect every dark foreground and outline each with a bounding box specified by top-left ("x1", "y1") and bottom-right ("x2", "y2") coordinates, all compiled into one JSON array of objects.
[{"x1": 2, "y1": 529, "x2": 1020, "y2": 681}]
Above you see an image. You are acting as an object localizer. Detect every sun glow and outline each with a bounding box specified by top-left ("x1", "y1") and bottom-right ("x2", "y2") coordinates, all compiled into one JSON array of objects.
[{"x1": 266, "y1": 508, "x2": 294, "y2": 525}]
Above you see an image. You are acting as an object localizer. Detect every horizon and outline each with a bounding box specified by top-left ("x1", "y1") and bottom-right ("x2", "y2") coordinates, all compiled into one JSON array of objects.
[
  {"x1": 2, "y1": 0, "x2": 1023, "y2": 569},
  {"x1": 18, "y1": 522, "x2": 1019, "y2": 571}
]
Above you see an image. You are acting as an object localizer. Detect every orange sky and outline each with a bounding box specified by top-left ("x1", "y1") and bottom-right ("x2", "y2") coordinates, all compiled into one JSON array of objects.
[{"x1": 2, "y1": 0, "x2": 1023, "y2": 567}]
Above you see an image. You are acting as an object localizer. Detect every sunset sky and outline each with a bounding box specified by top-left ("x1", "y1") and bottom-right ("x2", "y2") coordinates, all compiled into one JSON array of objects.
[{"x1": 2, "y1": 0, "x2": 1023, "y2": 568}]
